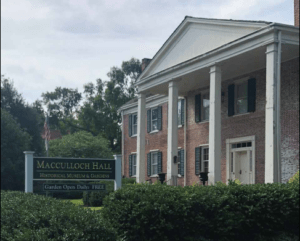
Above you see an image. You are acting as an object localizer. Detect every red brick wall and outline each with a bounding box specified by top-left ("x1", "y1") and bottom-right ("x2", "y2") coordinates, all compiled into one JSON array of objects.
[
  {"x1": 295, "y1": 0, "x2": 299, "y2": 27},
  {"x1": 280, "y1": 57, "x2": 299, "y2": 183},
  {"x1": 123, "y1": 102, "x2": 184, "y2": 184},
  {"x1": 123, "y1": 58, "x2": 299, "y2": 185}
]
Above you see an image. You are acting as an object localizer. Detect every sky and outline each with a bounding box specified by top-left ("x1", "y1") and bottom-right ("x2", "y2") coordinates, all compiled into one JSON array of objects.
[{"x1": 1, "y1": 0, "x2": 295, "y2": 104}]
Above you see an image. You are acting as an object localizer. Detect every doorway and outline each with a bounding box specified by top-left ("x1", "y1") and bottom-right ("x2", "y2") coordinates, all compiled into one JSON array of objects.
[{"x1": 226, "y1": 136, "x2": 255, "y2": 184}]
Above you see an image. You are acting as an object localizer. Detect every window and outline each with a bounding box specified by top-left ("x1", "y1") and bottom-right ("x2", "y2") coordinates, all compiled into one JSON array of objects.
[
  {"x1": 132, "y1": 154, "x2": 137, "y2": 176},
  {"x1": 178, "y1": 101, "x2": 182, "y2": 125},
  {"x1": 202, "y1": 93, "x2": 210, "y2": 121},
  {"x1": 236, "y1": 82, "x2": 248, "y2": 114},
  {"x1": 178, "y1": 149, "x2": 184, "y2": 176},
  {"x1": 132, "y1": 114, "x2": 137, "y2": 135},
  {"x1": 195, "y1": 92, "x2": 209, "y2": 123},
  {"x1": 151, "y1": 108, "x2": 158, "y2": 131},
  {"x1": 195, "y1": 146, "x2": 209, "y2": 175},
  {"x1": 202, "y1": 147, "x2": 209, "y2": 172},
  {"x1": 228, "y1": 78, "x2": 256, "y2": 117},
  {"x1": 129, "y1": 154, "x2": 137, "y2": 177},
  {"x1": 151, "y1": 152, "x2": 158, "y2": 175},
  {"x1": 231, "y1": 142, "x2": 252, "y2": 149}
]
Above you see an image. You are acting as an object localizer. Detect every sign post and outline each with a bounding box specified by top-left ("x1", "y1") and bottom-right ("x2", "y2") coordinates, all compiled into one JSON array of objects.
[
  {"x1": 114, "y1": 154, "x2": 122, "y2": 190},
  {"x1": 24, "y1": 151, "x2": 34, "y2": 193}
]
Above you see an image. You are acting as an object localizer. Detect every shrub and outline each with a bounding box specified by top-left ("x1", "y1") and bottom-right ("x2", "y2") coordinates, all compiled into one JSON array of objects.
[
  {"x1": 83, "y1": 178, "x2": 136, "y2": 207},
  {"x1": 102, "y1": 182, "x2": 299, "y2": 241},
  {"x1": 1, "y1": 191, "x2": 115, "y2": 241},
  {"x1": 289, "y1": 170, "x2": 299, "y2": 184}
]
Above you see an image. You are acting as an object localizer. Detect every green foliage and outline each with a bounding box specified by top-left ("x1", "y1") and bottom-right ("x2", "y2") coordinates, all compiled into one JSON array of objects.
[
  {"x1": 43, "y1": 58, "x2": 141, "y2": 152},
  {"x1": 83, "y1": 178, "x2": 136, "y2": 207},
  {"x1": 288, "y1": 170, "x2": 299, "y2": 184},
  {"x1": 1, "y1": 109, "x2": 31, "y2": 190},
  {"x1": 1, "y1": 191, "x2": 116, "y2": 241},
  {"x1": 1, "y1": 76, "x2": 45, "y2": 156},
  {"x1": 48, "y1": 131, "x2": 113, "y2": 158},
  {"x1": 102, "y1": 183, "x2": 299, "y2": 241}
]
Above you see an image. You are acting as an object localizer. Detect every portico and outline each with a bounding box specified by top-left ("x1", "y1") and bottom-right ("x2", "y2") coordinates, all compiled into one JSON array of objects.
[{"x1": 132, "y1": 18, "x2": 299, "y2": 185}]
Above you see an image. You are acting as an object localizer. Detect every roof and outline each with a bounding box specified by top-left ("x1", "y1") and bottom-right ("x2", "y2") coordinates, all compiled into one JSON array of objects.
[{"x1": 137, "y1": 16, "x2": 273, "y2": 81}]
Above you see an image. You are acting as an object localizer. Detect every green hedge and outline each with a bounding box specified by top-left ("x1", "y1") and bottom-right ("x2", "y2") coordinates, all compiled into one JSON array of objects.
[
  {"x1": 83, "y1": 178, "x2": 136, "y2": 207},
  {"x1": 102, "y1": 182, "x2": 299, "y2": 241},
  {"x1": 1, "y1": 191, "x2": 115, "y2": 241}
]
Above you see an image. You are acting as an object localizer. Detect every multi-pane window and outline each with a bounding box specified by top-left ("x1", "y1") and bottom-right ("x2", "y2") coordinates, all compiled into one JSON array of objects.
[
  {"x1": 202, "y1": 93, "x2": 210, "y2": 121},
  {"x1": 151, "y1": 108, "x2": 158, "y2": 131},
  {"x1": 178, "y1": 101, "x2": 182, "y2": 125},
  {"x1": 132, "y1": 114, "x2": 137, "y2": 135},
  {"x1": 202, "y1": 147, "x2": 209, "y2": 173},
  {"x1": 151, "y1": 152, "x2": 158, "y2": 175},
  {"x1": 236, "y1": 82, "x2": 248, "y2": 114},
  {"x1": 132, "y1": 154, "x2": 137, "y2": 176},
  {"x1": 231, "y1": 142, "x2": 252, "y2": 149}
]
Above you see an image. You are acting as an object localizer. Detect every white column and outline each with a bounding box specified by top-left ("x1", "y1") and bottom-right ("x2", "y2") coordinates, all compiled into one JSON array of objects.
[
  {"x1": 208, "y1": 66, "x2": 222, "y2": 185},
  {"x1": 24, "y1": 151, "x2": 35, "y2": 193},
  {"x1": 167, "y1": 81, "x2": 178, "y2": 185},
  {"x1": 265, "y1": 42, "x2": 281, "y2": 183},
  {"x1": 136, "y1": 93, "x2": 146, "y2": 183},
  {"x1": 114, "y1": 154, "x2": 122, "y2": 190}
]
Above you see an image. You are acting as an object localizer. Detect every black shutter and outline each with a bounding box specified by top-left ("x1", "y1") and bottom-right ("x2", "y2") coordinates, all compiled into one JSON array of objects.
[
  {"x1": 129, "y1": 114, "x2": 132, "y2": 137},
  {"x1": 178, "y1": 150, "x2": 181, "y2": 175},
  {"x1": 129, "y1": 155, "x2": 132, "y2": 177},
  {"x1": 180, "y1": 149, "x2": 184, "y2": 176},
  {"x1": 157, "y1": 152, "x2": 162, "y2": 174},
  {"x1": 181, "y1": 99, "x2": 185, "y2": 125},
  {"x1": 195, "y1": 147, "x2": 201, "y2": 175},
  {"x1": 147, "y1": 109, "x2": 151, "y2": 133},
  {"x1": 195, "y1": 94, "x2": 201, "y2": 122},
  {"x1": 228, "y1": 84, "x2": 235, "y2": 116},
  {"x1": 157, "y1": 106, "x2": 162, "y2": 130},
  {"x1": 147, "y1": 153, "x2": 151, "y2": 176},
  {"x1": 248, "y1": 78, "x2": 256, "y2": 112}
]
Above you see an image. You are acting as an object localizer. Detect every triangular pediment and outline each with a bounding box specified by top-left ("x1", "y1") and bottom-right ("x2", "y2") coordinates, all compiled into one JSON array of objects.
[{"x1": 139, "y1": 17, "x2": 269, "y2": 81}]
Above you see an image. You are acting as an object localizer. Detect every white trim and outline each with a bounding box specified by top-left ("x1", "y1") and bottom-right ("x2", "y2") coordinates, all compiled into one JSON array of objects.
[
  {"x1": 150, "y1": 174, "x2": 159, "y2": 178},
  {"x1": 226, "y1": 135, "x2": 255, "y2": 184},
  {"x1": 150, "y1": 149, "x2": 160, "y2": 152},
  {"x1": 137, "y1": 18, "x2": 270, "y2": 81},
  {"x1": 131, "y1": 152, "x2": 137, "y2": 154},
  {"x1": 149, "y1": 130, "x2": 159, "y2": 134},
  {"x1": 131, "y1": 134, "x2": 137, "y2": 137},
  {"x1": 198, "y1": 144, "x2": 209, "y2": 147}
]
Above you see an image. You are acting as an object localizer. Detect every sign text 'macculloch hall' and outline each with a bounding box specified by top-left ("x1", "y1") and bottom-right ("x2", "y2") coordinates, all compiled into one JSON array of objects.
[{"x1": 33, "y1": 158, "x2": 115, "y2": 180}]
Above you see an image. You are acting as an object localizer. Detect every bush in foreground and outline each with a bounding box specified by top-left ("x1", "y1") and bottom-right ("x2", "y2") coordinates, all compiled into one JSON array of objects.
[
  {"x1": 102, "y1": 182, "x2": 299, "y2": 241},
  {"x1": 83, "y1": 178, "x2": 136, "y2": 207},
  {"x1": 1, "y1": 191, "x2": 115, "y2": 241}
]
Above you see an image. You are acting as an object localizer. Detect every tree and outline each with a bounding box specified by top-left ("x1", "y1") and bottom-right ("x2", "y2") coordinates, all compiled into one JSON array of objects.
[
  {"x1": 48, "y1": 131, "x2": 113, "y2": 158},
  {"x1": 41, "y1": 87, "x2": 82, "y2": 135},
  {"x1": 1, "y1": 76, "x2": 45, "y2": 156},
  {"x1": 43, "y1": 58, "x2": 142, "y2": 152},
  {"x1": 1, "y1": 108, "x2": 31, "y2": 190},
  {"x1": 78, "y1": 58, "x2": 142, "y2": 152}
]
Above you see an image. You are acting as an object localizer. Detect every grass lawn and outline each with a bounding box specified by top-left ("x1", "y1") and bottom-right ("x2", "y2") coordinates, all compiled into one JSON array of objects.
[{"x1": 65, "y1": 199, "x2": 103, "y2": 211}]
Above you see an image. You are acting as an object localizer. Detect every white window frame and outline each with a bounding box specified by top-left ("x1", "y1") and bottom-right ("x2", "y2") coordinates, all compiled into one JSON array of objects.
[
  {"x1": 151, "y1": 151, "x2": 158, "y2": 176},
  {"x1": 132, "y1": 113, "x2": 138, "y2": 136},
  {"x1": 132, "y1": 154, "x2": 137, "y2": 176},
  {"x1": 235, "y1": 80, "x2": 248, "y2": 115},
  {"x1": 201, "y1": 91, "x2": 210, "y2": 122},
  {"x1": 201, "y1": 146, "x2": 209, "y2": 172},
  {"x1": 151, "y1": 107, "x2": 158, "y2": 132},
  {"x1": 178, "y1": 100, "x2": 182, "y2": 127}
]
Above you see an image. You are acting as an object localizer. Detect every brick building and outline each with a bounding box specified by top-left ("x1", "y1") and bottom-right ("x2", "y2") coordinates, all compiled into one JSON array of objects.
[{"x1": 119, "y1": 5, "x2": 299, "y2": 186}]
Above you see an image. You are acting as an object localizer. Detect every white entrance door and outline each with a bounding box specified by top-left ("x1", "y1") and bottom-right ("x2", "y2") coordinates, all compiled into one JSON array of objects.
[{"x1": 235, "y1": 151, "x2": 249, "y2": 184}]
